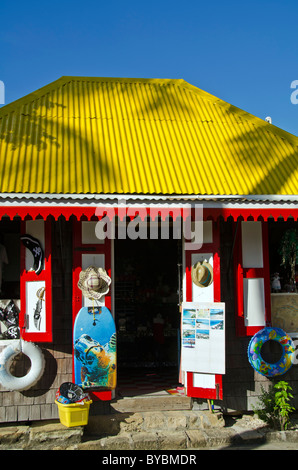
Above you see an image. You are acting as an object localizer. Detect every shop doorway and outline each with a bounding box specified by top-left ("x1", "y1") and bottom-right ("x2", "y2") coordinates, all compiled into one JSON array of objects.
[{"x1": 115, "y1": 237, "x2": 182, "y2": 396}]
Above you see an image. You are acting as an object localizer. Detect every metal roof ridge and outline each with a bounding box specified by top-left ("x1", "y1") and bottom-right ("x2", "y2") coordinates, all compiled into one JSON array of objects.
[
  {"x1": 0, "y1": 76, "x2": 186, "y2": 116},
  {"x1": 1, "y1": 75, "x2": 297, "y2": 147}
]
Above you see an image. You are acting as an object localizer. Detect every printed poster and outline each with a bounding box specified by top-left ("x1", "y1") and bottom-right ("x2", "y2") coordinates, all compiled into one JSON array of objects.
[{"x1": 181, "y1": 302, "x2": 225, "y2": 375}]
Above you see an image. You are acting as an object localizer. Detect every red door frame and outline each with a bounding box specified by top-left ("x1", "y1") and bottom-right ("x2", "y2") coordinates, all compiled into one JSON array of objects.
[
  {"x1": 184, "y1": 220, "x2": 223, "y2": 400},
  {"x1": 72, "y1": 218, "x2": 112, "y2": 401},
  {"x1": 186, "y1": 371, "x2": 223, "y2": 400}
]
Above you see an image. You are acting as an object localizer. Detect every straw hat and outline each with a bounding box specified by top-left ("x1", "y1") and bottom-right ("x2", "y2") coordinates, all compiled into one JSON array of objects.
[
  {"x1": 78, "y1": 265, "x2": 111, "y2": 300},
  {"x1": 191, "y1": 261, "x2": 213, "y2": 287}
]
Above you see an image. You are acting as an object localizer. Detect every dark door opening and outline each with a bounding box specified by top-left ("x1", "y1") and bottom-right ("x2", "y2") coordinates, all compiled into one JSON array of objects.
[{"x1": 115, "y1": 237, "x2": 181, "y2": 396}]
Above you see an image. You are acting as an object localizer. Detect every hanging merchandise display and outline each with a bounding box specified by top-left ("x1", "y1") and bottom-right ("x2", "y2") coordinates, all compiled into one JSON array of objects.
[
  {"x1": 19, "y1": 219, "x2": 52, "y2": 343},
  {"x1": 191, "y1": 261, "x2": 213, "y2": 288},
  {"x1": 0, "y1": 339, "x2": 45, "y2": 391},
  {"x1": 73, "y1": 306, "x2": 117, "y2": 389},
  {"x1": 33, "y1": 287, "x2": 45, "y2": 331},
  {"x1": 20, "y1": 234, "x2": 44, "y2": 275},
  {"x1": 77, "y1": 265, "x2": 111, "y2": 301},
  {"x1": 74, "y1": 265, "x2": 116, "y2": 389},
  {"x1": 247, "y1": 327, "x2": 296, "y2": 377},
  {"x1": 23, "y1": 281, "x2": 47, "y2": 334},
  {"x1": 0, "y1": 300, "x2": 20, "y2": 339}
]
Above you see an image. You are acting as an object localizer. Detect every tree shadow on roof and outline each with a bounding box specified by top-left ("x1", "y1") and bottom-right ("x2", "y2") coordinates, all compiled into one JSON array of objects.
[
  {"x1": 0, "y1": 90, "x2": 112, "y2": 193},
  {"x1": 0, "y1": 96, "x2": 62, "y2": 151},
  {"x1": 0, "y1": 78, "x2": 297, "y2": 195},
  {"x1": 226, "y1": 118, "x2": 298, "y2": 195}
]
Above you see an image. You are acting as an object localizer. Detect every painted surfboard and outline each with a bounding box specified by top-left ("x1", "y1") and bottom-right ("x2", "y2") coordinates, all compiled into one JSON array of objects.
[{"x1": 73, "y1": 306, "x2": 117, "y2": 390}]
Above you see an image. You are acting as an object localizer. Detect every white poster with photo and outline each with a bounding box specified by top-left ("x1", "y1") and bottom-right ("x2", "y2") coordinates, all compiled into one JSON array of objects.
[{"x1": 181, "y1": 302, "x2": 225, "y2": 375}]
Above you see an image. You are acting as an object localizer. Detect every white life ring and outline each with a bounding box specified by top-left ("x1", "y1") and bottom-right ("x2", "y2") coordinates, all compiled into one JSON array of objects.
[{"x1": 0, "y1": 340, "x2": 45, "y2": 391}]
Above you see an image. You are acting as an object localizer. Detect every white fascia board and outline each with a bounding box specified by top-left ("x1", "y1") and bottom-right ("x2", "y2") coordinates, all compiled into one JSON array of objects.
[{"x1": 0, "y1": 193, "x2": 296, "y2": 207}]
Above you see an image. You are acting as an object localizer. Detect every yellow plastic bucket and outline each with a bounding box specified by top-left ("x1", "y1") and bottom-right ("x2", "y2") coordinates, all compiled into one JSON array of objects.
[{"x1": 55, "y1": 400, "x2": 92, "y2": 427}]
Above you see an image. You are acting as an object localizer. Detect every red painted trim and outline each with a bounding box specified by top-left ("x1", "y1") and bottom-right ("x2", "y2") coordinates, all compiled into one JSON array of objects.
[
  {"x1": 212, "y1": 221, "x2": 221, "y2": 303},
  {"x1": 262, "y1": 222, "x2": 272, "y2": 326},
  {"x1": 234, "y1": 225, "x2": 245, "y2": 336},
  {"x1": 204, "y1": 207, "x2": 298, "y2": 222},
  {"x1": 0, "y1": 205, "x2": 297, "y2": 222},
  {"x1": 19, "y1": 219, "x2": 53, "y2": 342},
  {"x1": 185, "y1": 250, "x2": 193, "y2": 302},
  {"x1": 186, "y1": 372, "x2": 223, "y2": 400},
  {"x1": 89, "y1": 390, "x2": 112, "y2": 401}
]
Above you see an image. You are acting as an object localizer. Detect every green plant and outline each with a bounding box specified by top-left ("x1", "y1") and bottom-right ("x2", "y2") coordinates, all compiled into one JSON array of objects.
[
  {"x1": 254, "y1": 381, "x2": 295, "y2": 430},
  {"x1": 274, "y1": 381, "x2": 296, "y2": 430}
]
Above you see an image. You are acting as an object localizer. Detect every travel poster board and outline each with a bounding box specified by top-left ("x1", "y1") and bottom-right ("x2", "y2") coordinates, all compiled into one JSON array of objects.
[{"x1": 181, "y1": 302, "x2": 225, "y2": 375}]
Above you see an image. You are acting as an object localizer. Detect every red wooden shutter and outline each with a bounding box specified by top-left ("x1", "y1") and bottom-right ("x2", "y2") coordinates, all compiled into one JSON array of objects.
[
  {"x1": 19, "y1": 218, "x2": 53, "y2": 343},
  {"x1": 234, "y1": 220, "x2": 271, "y2": 336}
]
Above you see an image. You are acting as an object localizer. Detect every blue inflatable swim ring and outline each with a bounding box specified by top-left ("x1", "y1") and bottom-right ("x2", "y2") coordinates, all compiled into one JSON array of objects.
[{"x1": 248, "y1": 327, "x2": 295, "y2": 377}]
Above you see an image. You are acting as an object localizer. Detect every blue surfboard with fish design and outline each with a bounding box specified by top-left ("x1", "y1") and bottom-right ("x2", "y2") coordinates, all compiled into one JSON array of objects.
[{"x1": 73, "y1": 306, "x2": 116, "y2": 390}]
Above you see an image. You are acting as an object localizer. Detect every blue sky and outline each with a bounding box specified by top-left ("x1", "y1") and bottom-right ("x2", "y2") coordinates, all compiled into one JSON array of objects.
[{"x1": 1, "y1": 0, "x2": 298, "y2": 136}]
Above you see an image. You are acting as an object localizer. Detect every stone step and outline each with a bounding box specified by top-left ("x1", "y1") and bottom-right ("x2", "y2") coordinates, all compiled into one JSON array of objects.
[
  {"x1": 0, "y1": 412, "x2": 276, "y2": 450},
  {"x1": 85, "y1": 410, "x2": 225, "y2": 438},
  {"x1": 78, "y1": 428, "x2": 240, "y2": 451},
  {"x1": 0, "y1": 421, "x2": 83, "y2": 450},
  {"x1": 110, "y1": 395, "x2": 193, "y2": 413},
  {"x1": 80, "y1": 411, "x2": 230, "y2": 450}
]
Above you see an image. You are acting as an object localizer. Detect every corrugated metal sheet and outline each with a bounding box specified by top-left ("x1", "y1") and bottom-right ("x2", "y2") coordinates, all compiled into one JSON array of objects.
[{"x1": 0, "y1": 76, "x2": 297, "y2": 196}]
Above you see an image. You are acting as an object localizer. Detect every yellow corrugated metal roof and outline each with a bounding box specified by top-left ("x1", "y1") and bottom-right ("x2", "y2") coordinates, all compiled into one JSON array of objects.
[{"x1": 0, "y1": 76, "x2": 297, "y2": 196}]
